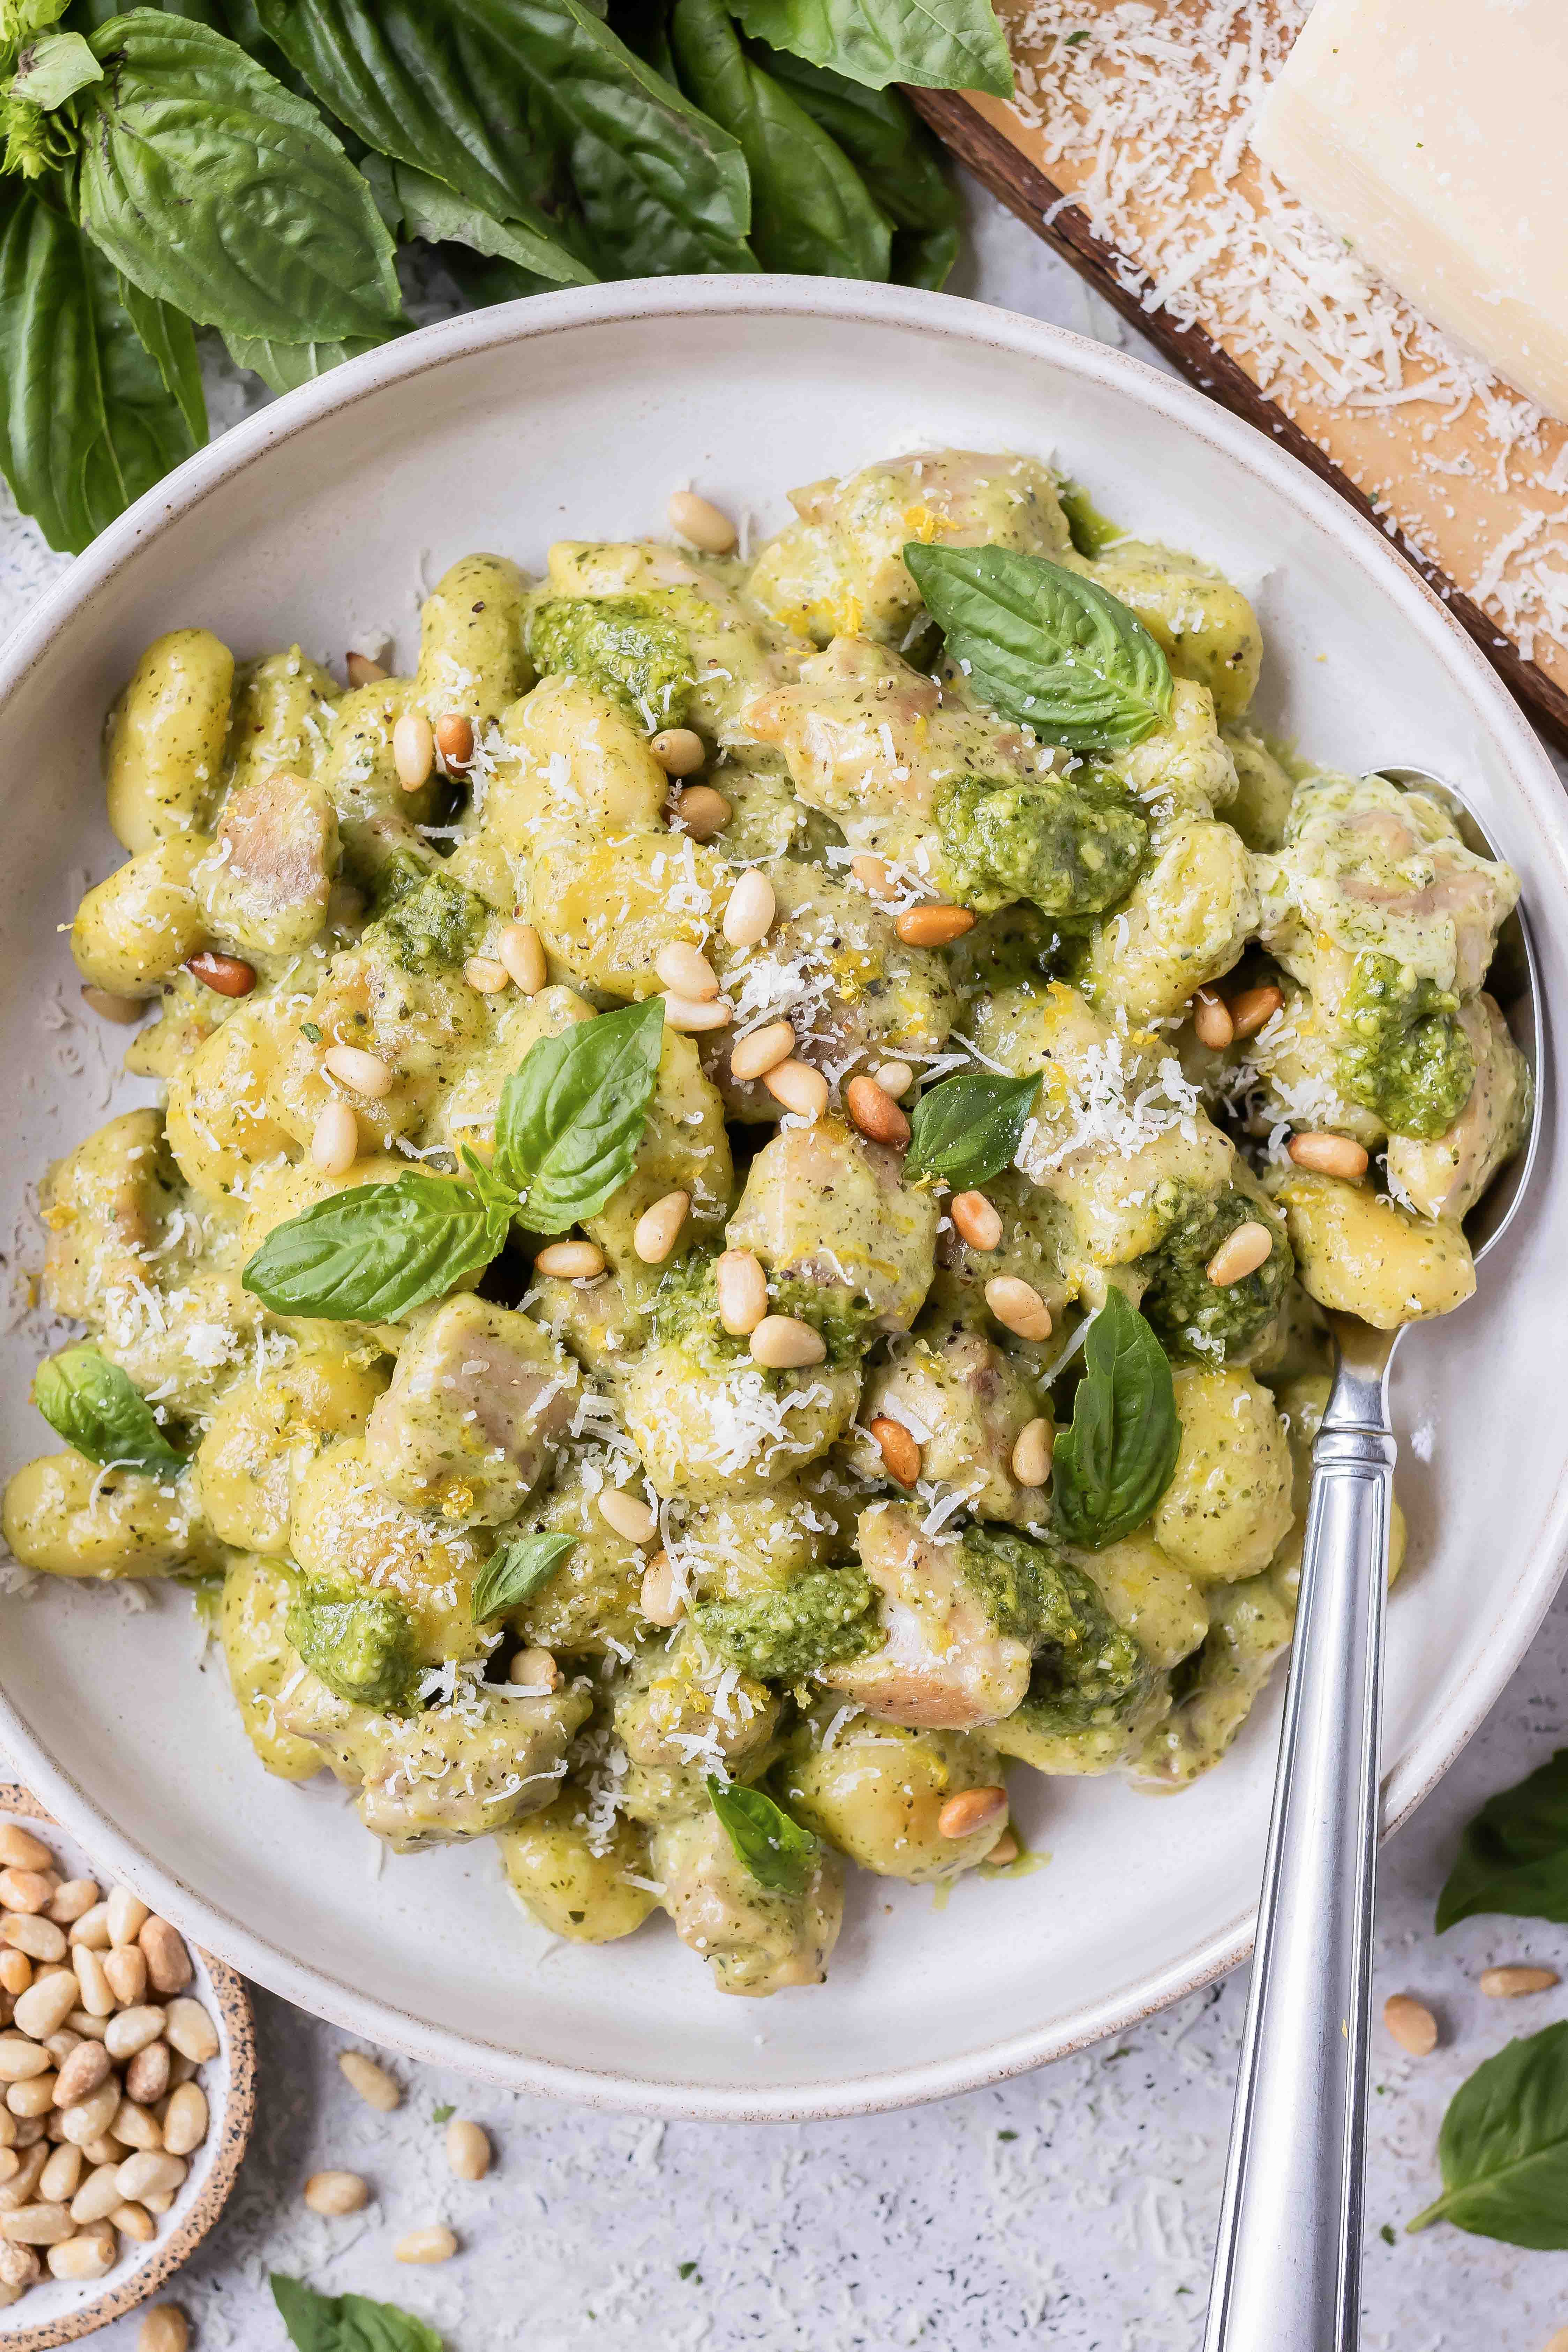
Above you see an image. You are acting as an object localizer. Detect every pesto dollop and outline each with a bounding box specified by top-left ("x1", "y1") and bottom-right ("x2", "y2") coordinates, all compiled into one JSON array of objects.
[
  {"x1": 285, "y1": 1581, "x2": 417, "y2": 1711},
  {"x1": 369, "y1": 865, "x2": 486, "y2": 975},
  {"x1": 693, "y1": 1569, "x2": 879, "y2": 1681},
  {"x1": 1136, "y1": 1182, "x2": 1292, "y2": 1363},
  {"x1": 527, "y1": 593, "x2": 695, "y2": 729},
  {"x1": 936, "y1": 769, "x2": 1147, "y2": 922},
  {"x1": 1336, "y1": 949, "x2": 1474, "y2": 1140}
]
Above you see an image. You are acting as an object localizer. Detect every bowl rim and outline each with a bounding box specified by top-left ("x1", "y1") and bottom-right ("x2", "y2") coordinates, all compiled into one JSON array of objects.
[{"x1": 0, "y1": 273, "x2": 1565, "y2": 2121}]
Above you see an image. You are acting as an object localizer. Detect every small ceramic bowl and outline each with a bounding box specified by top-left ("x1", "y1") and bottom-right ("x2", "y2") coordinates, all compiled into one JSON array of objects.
[{"x1": 0, "y1": 1787, "x2": 254, "y2": 2349}]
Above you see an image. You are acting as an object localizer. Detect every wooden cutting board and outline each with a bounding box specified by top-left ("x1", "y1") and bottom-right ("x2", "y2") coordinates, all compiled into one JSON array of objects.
[{"x1": 907, "y1": 0, "x2": 1568, "y2": 752}]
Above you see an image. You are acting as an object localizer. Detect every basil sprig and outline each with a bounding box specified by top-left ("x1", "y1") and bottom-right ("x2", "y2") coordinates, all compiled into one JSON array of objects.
[
  {"x1": 472, "y1": 1530, "x2": 577, "y2": 1624},
  {"x1": 905, "y1": 1069, "x2": 1038, "y2": 1189},
  {"x1": 1438, "y1": 1748, "x2": 1568, "y2": 1931},
  {"x1": 272, "y1": 2273, "x2": 444, "y2": 2352},
  {"x1": 904, "y1": 541, "x2": 1174, "y2": 753},
  {"x1": 706, "y1": 1775, "x2": 819, "y2": 1898},
  {"x1": 1407, "y1": 2022, "x2": 1568, "y2": 2246},
  {"x1": 32, "y1": 1347, "x2": 186, "y2": 1476},
  {"x1": 1051, "y1": 1289, "x2": 1180, "y2": 1549},
  {"x1": 243, "y1": 999, "x2": 664, "y2": 1321}
]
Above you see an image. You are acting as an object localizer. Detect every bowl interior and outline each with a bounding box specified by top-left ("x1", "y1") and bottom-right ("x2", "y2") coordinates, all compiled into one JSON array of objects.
[{"x1": 1, "y1": 284, "x2": 1566, "y2": 2118}]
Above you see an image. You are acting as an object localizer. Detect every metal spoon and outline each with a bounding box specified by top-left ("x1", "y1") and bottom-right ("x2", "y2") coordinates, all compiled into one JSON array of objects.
[{"x1": 1202, "y1": 769, "x2": 1542, "y2": 2352}]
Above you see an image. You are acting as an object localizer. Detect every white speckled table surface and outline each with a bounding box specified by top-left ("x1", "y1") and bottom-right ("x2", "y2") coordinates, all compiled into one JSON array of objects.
[{"x1": 3, "y1": 182, "x2": 1567, "y2": 2351}]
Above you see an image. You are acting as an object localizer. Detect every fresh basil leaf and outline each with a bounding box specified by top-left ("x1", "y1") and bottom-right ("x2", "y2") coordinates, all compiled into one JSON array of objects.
[
  {"x1": 1051, "y1": 1289, "x2": 1180, "y2": 1549},
  {"x1": 77, "y1": 14, "x2": 404, "y2": 343},
  {"x1": 904, "y1": 1069, "x2": 1038, "y2": 1189},
  {"x1": 116, "y1": 273, "x2": 208, "y2": 446},
  {"x1": 10, "y1": 28, "x2": 102, "y2": 105},
  {"x1": 730, "y1": 0, "x2": 1012, "y2": 98},
  {"x1": 1, "y1": 0, "x2": 70, "y2": 44},
  {"x1": 472, "y1": 1530, "x2": 577, "y2": 1623},
  {"x1": 363, "y1": 151, "x2": 593, "y2": 287},
  {"x1": 1438, "y1": 1749, "x2": 1568, "y2": 1932},
  {"x1": 220, "y1": 326, "x2": 389, "y2": 394},
  {"x1": 272, "y1": 2273, "x2": 445, "y2": 2352},
  {"x1": 706, "y1": 1775, "x2": 819, "y2": 1898},
  {"x1": 1407, "y1": 2022, "x2": 1568, "y2": 2247},
  {"x1": 241, "y1": 1174, "x2": 503, "y2": 1321},
  {"x1": 496, "y1": 995, "x2": 664, "y2": 1233},
  {"x1": 670, "y1": 0, "x2": 888, "y2": 279},
  {"x1": 33, "y1": 1346, "x2": 186, "y2": 1475},
  {"x1": 905, "y1": 542, "x2": 1174, "y2": 753}
]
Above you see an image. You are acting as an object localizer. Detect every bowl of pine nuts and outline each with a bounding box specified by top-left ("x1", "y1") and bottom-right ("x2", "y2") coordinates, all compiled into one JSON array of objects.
[{"x1": 0, "y1": 1787, "x2": 254, "y2": 2349}]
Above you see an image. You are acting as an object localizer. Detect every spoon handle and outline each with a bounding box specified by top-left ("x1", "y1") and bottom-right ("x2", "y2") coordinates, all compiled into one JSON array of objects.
[{"x1": 1202, "y1": 1356, "x2": 1397, "y2": 2352}]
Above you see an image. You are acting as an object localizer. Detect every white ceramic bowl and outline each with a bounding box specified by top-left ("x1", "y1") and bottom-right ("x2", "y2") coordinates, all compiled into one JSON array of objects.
[{"x1": 0, "y1": 280, "x2": 1565, "y2": 2122}]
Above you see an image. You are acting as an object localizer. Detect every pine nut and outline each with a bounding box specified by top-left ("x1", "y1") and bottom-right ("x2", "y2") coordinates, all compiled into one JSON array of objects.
[
  {"x1": 2, "y1": 2202, "x2": 73, "y2": 2245},
  {"x1": 0, "y1": 2153, "x2": 14, "y2": 2184},
  {"x1": 1206, "y1": 1222, "x2": 1274, "y2": 1287},
  {"x1": 985, "y1": 1277, "x2": 1052, "y2": 1342},
  {"x1": 162, "y1": 2001, "x2": 218, "y2": 2065},
  {"x1": 950, "y1": 1191, "x2": 1003, "y2": 1251},
  {"x1": 69, "y1": 1905, "x2": 111, "y2": 1951},
  {"x1": 1480, "y1": 1965, "x2": 1559, "y2": 1998},
  {"x1": 160, "y1": 2083, "x2": 207, "y2": 2157},
  {"x1": 0, "y1": 1873, "x2": 53, "y2": 1916},
  {"x1": 115, "y1": 2151, "x2": 185, "y2": 2202},
  {"x1": 105, "y1": 2006, "x2": 161, "y2": 2061},
  {"x1": 305, "y1": 2170, "x2": 369, "y2": 2216},
  {"x1": 58, "y1": 2080, "x2": 119, "y2": 2145},
  {"x1": 393, "y1": 711, "x2": 435, "y2": 790},
  {"x1": 62, "y1": 2011, "x2": 105, "y2": 2046},
  {"x1": 309, "y1": 1101, "x2": 359, "y2": 1179},
  {"x1": 649, "y1": 727, "x2": 705, "y2": 777},
  {"x1": 125, "y1": 2043, "x2": 170, "y2": 2107},
  {"x1": 1382, "y1": 1993, "x2": 1439, "y2": 2054},
  {"x1": 850, "y1": 853, "x2": 898, "y2": 900},
  {"x1": 895, "y1": 905, "x2": 975, "y2": 947},
  {"x1": 716, "y1": 1249, "x2": 768, "y2": 1335},
  {"x1": 48, "y1": 2222, "x2": 115, "y2": 2278},
  {"x1": 1191, "y1": 987, "x2": 1234, "y2": 1049},
  {"x1": 533, "y1": 1240, "x2": 606, "y2": 1282},
  {"x1": 750, "y1": 1315, "x2": 826, "y2": 1369},
  {"x1": 507, "y1": 1648, "x2": 559, "y2": 1694},
  {"x1": 48, "y1": 1881, "x2": 98, "y2": 1928},
  {"x1": 136, "y1": 1921, "x2": 189, "y2": 1998},
  {"x1": 499, "y1": 923, "x2": 547, "y2": 995},
  {"x1": 938, "y1": 1788, "x2": 1008, "y2": 1840},
  {"x1": 395, "y1": 2224, "x2": 458, "y2": 2265},
  {"x1": 322, "y1": 1043, "x2": 394, "y2": 1100},
  {"x1": 436, "y1": 712, "x2": 475, "y2": 771},
  {"x1": 722, "y1": 869, "x2": 776, "y2": 948},
  {"x1": 987, "y1": 1831, "x2": 1020, "y2": 1867},
  {"x1": 445, "y1": 2119, "x2": 491, "y2": 2181},
  {"x1": 141, "y1": 2190, "x2": 174, "y2": 2215},
  {"x1": 167, "y1": 2051, "x2": 196, "y2": 2086},
  {"x1": 656, "y1": 941, "x2": 720, "y2": 1000},
  {"x1": 634, "y1": 1190, "x2": 689, "y2": 1264},
  {"x1": 639, "y1": 1553, "x2": 685, "y2": 1628},
  {"x1": 0, "y1": 2146, "x2": 46, "y2": 2210},
  {"x1": 874, "y1": 1060, "x2": 914, "y2": 1099},
  {"x1": 1288, "y1": 1131, "x2": 1370, "y2": 1180},
  {"x1": 0, "y1": 2241, "x2": 37, "y2": 2286},
  {"x1": 338, "y1": 2051, "x2": 400, "y2": 2112},
  {"x1": 0, "y1": 2039, "x2": 48, "y2": 2084},
  {"x1": 762, "y1": 1059, "x2": 829, "y2": 1120},
  {"x1": 345, "y1": 651, "x2": 389, "y2": 689},
  {"x1": 186, "y1": 949, "x2": 256, "y2": 998},
  {"x1": 38, "y1": 2145, "x2": 80, "y2": 2206},
  {"x1": 14, "y1": 1976, "x2": 76, "y2": 2043},
  {"x1": 113, "y1": 2198, "x2": 155, "y2": 2242},
  {"x1": 670, "y1": 785, "x2": 730, "y2": 841},
  {"x1": 0, "y1": 1835, "x2": 50, "y2": 1875},
  {"x1": 598, "y1": 1489, "x2": 657, "y2": 1546},
  {"x1": 1228, "y1": 983, "x2": 1284, "y2": 1040},
  {"x1": 846, "y1": 1075, "x2": 910, "y2": 1148},
  {"x1": 103, "y1": 1946, "x2": 148, "y2": 2008},
  {"x1": 2, "y1": 1918, "x2": 64, "y2": 1963},
  {"x1": 85, "y1": 984, "x2": 148, "y2": 1024},
  {"x1": 139, "y1": 2308, "x2": 190, "y2": 2352},
  {"x1": 463, "y1": 956, "x2": 509, "y2": 994},
  {"x1": 7, "y1": 2078, "x2": 55, "y2": 2120},
  {"x1": 667, "y1": 490, "x2": 736, "y2": 554},
  {"x1": 0, "y1": 1956, "x2": 27, "y2": 1999},
  {"x1": 730, "y1": 1021, "x2": 795, "y2": 1082},
  {"x1": 79, "y1": 2134, "x2": 121, "y2": 2167},
  {"x1": 72, "y1": 1948, "x2": 114, "y2": 2018},
  {"x1": 111, "y1": 2098, "x2": 162, "y2": 2152},
  {"x1": 662, "y1": 993, "x2": 732, "y2": 1034},
  {"x1": 868, "y1": 1417, "x2": 920, "y2": 1487},
  {"x1": 1011, "y1": 1418, "x2": 1054, "y2": 1488}
]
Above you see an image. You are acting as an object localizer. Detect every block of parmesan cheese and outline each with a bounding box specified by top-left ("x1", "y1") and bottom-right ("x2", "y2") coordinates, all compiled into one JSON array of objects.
[{"x1": 1251, "y1": 0, "x2": 1568, "y2": 422}]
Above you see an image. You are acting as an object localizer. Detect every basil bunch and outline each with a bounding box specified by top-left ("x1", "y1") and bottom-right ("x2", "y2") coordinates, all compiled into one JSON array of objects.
[{"x1": 0, "y1": 0, "x2": 996, "y2": 554}]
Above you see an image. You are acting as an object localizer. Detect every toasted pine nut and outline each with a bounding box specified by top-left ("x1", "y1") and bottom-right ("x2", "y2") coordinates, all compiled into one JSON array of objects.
[
  {"x1": 436, "y1": 712, "x2": 475, "y2": 771},
  {"x1": 850, "y1": 853, "x2": 898, "y2": 900},
  {"x1": 649, "y1": 727, "x2": 705, "y2": 776},
  {"x1": 987, "y1": 1831, "x2": 1020, "y2": 1867},
  {"x1": 656, "y1": 941, "x2": 719, "y2": 1000},
  {"x1": 2, "y1": 2201, "x2": 73, "y2": 2245},
  {"x1": 640, "y1": 1553, "x2": 686, "y2": 1628},
  {"x1": 141, "y1": 2190, "x2": 175, "y2": 2215},
  {"x1": 722, "y1": 869, "x2": 776, "y2": 948},
  {"x1": 950, "y1": 1191, "x2": 1003, "y2": 1252},
  {"x1": 895, "y1": 904, "x2": 975, "y2": 947},
  {"x1": 0, "y1": 1872, "x2": 52, "y2": 1915},
  {"x1": 1382, "y1": 1994, "x2": 1439, "y2": 2055},
  {"x1": 139, "y1": 2309, "x2": 191, "y2": 2352},
  {"x1": 0, "y1": 2039, "x2": 48, "y2": 2084},
  {"x1": 7, "y1": 2077, "x2": 56, "y2": 2121},
  {"x1": 81, "y1": 985, "x2": 146, "y2": 1024},
  {"x1": 395, "y1": 2224, "x2": 458, "y2": 2265},
  {"x1": 51, "y1": 2043, "x2": 108, "y2": 2109},
  {"x1": 114, "y1": 2151, "x2": 185, "y2": 2202},
  {"x1": 111, "y1": 2097, "x2": 161, "y2": 2151},
  {"x1": 507, "y1": 1649, "x2": 559, "y2": 1694},
  {"x1": 113, "y1": 2198, "x2": 156, "y2": 2242},
  {"x1": 668, "y1": 490, "x2": 736, "y2": 554},
  {"x1": 763, "y1": 1058, "x2": 829, "y2": 1120},
  {"x1": 0, "y1": 1835, "x2": 50, "y2": 1875},
  {"x1": 0, "y1": 1956, "x2": 26, "y2": 1999},
  {"x1": 58, "y1": 2080, "x2": 119, "y2": 2148},
  {"x1": 186, "y1": 949, "x2": 256, "y2": 998},
  {"x1": 125, "y1": 2042, "x2": 169, "y2": 2108},
  {"x1": 1011, "y1": 1418, "x2": 1054, "y2": 1488},
  {"x1": 47, "y1": 1882, "x2": 98, "y2": 1928},
  {"x1": 338, "y1": 2050, "x2": 400, "y2": 2113},
  {"x1": 533, "y1": 1239, "x2": 606, "y2": 1282},
  {"x1": 938, "y1": 1788, "x2": 1008, "y2": 1840},
  {"x1": 874, "y1": 1060, "x2": 914, "y2": 1099},
  {"x1": 69, "y1": 1904, "x2": 111, "y2": 1951},
  {"x1": 446, "y1": 2119, "x2": 491, "y2": 2181},
  {"x1": 70, "y1": 1948, "x2": 114, "y2": 2019},
  {"x1": 1206, "y1": 1222, "x2": 1274, "y2": 1287},
  {"x1": 38, "y1": 2144, "x2": 80, "y2": 2205},
  {"x1": 499, "y1": 922, "x2": 547, "y2": 995},
  {"x1": 463, "y1": 956, "x2": 510, "y2": 994},
  {"x1": 136, "y1": 1920, "x2": 189, "y2": 1998},
  {"x1": 103, "y1": 1946, "x2": 147, "y2": 2008},
  {"x1": 730, "y1": 1021, "x2": 795, "y2": 1083},
  {"x1": 1191, "y1": 987, "x2": 1234, "y2": 1050},
  {"x1": 868, "y1": 1417, "x2": 920, "y2": 1487},
  {"x1": 304, "y1": 2168, "x2": 368, "y2": 2216},
  {"x1": 716, "y1": 1249, "x2": 768, "y2": 1335},
  {"x1": 13, "y1": 1976, "x2": 75, "y2": 2043},
  {"x1": 1, "y1": 1917, "x2": 64, "y2": 1963},
  {"x1": 598, "y1": 1489, "x2": 657, "y2": 1546},
  {"x1": 393, "y1": 711, "x2": 435, "y2": 790},
  {"x1": 750, "y1": 1315, "x2": 826, "y2": 1369},
  {"x1": 985, "y1": 1277, "x2": 1052, "y2": 1342},
  {"x1": 310, "y1": 1101, "x2": 359, "y2": 1178},
  {"x1": 1480, "y1": 1965, "x2": 1559, "y2": 1998},
  {"x1": 77, "y1": 2134, "x2": 120, "y2": 2169},
  {"x1": 158, "y1": 2001, "x2": 217, "y2": 2065},
  {"x1": 1288, "y1": 1132, "x2": 1370, "y2": 1180},
  {"x1": 634, "y1": 1190, "x2": 689, "y2": 1265},
  {"x1": 670, "y1": 785, "x2": 731, "y2": 841},
  {"x1": 161, "y1": 2083, "x2": 207, "y2": 2157},
  {"x1": 662, "y1": 992, "x2": 732, "y2": 1035},
  {"x1": 345, "y1": 651, "x2": 388, "y2": 689},
  {"x1": 845, "y1": 1075, "x2": 910, "y2": 1148},
  {"x1": 1228, "y1": 983, "x2": 1284, "y2": 1040},
  {"x1": 47, "y1": 2223, "x2": 115, "y2": 2277},
  {"x1": 322, "y1": 1043, "x2": 394, "y2": 1100}
]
